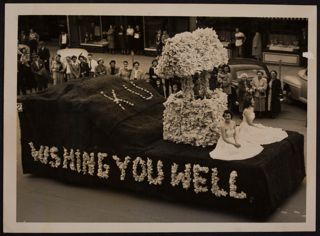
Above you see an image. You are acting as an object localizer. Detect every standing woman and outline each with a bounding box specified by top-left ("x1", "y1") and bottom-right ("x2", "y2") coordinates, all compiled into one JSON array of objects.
[
  {"x1": 251, "y1": 70, "x2": 267, "y2": 117},
  {"x1": 267, "y1": 70, "x2": 283, "y2": 118},
  {"x1": 155, "y1": 30, "x2": 162, "y2": 56},
  {"x1": 133, "y1": 25, "x2": 142, "y2": 54},
  {"x1": 220, "y1": 65, "x2": 233, "y2": 109},
  {"x1": 237, "y1": 73, "x2": 249, "y2": 114},
  {"x1": 149, "y1": 59, "x2": 159, "y2": 88},
  {"x1": 107, "y1": 25, "x2": 115, "y2": 54},
  {"x1": 28, "y1": 28, "x2": 39, "y2": 55},
  {"x1": 126, "y1": 25, "x2": 134, "y2": 54},
  {"x1": 118, "y1": 25, "x2": 126, "y2": 54},
  {"x1": 51, "y1": 54, "x2": 65, "y2": 85},
  {"x1": 252, "y1": 32, "x2": 262, "y2": 60}
]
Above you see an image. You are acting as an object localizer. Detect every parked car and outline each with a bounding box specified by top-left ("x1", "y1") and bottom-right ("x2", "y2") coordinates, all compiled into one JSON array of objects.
[
  {"x1": 223, "y1": 58, "x2": 271, "y2": 112},
  {"x1": 56, "y1": 48, "x2": 89, "y2": 63},
  {"x1": 283, "y1": 69, "x2": 307, "y2": 104},
  {"x1": 228, "y1": 58, "x2": 270, "y2": 83}
]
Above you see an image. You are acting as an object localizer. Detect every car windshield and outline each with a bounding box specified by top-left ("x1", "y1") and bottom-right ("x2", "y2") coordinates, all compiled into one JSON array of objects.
[{"x1": 236, "y1": 69, "x2": 267, "y2": 80}]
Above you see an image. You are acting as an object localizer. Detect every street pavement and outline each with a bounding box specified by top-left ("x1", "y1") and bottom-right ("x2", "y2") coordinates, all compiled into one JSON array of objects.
[{"x1": 16, "y1": 45, "x2": 307, "y2": 223}]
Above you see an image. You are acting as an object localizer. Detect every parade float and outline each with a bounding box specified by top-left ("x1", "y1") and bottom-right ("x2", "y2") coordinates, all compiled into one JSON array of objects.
[{"x1": 18, "y1": 29, "x2": 305, "y2": 219}]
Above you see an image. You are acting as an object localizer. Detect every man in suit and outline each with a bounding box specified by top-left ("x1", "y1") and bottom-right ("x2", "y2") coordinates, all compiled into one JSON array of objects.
[
  {"x1": 37, "y1": 41, "x2": 50, "y2": 71},
  {"x1": 30, "y1": 54, "x2": 48, "y2": 91},
  {"x1": 129, "y1": 61, "x2": 144, "y2": 80}
]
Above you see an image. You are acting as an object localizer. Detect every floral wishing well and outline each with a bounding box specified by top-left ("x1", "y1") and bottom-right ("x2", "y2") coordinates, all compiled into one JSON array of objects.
[{"x1": 156, "y1": 28, "x2": 229, "y2": 147}]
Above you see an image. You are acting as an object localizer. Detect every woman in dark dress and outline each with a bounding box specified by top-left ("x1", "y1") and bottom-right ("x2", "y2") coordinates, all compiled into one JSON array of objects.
[
  {"x1": 154, "y1": 79, "x2": 165, "y2": 97},
  {"x1": 126, "y1": 25, "x2": 134, "y2": 54},
  {"x1": 79, "y1": 56, "x2": 90, "y2": 78},
  {"x1": 117, "y1": 25, "x2": 126, "y2": 54},
  {"x1": 133, "y1": 25, "x2": 142, "y2": 54},
  {"x1": 267, "y1": 70, "x2": 283, "y2": 118},
  {"x1": 149, "y1": 59, "x2": 159, "y2": 88}
]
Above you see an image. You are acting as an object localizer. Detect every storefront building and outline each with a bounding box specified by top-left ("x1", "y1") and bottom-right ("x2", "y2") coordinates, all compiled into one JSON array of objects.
[
  {"x1": 18, "y1": 16, "x2": 307, "y2": 66},
  {"x1": 196, "y1": 17, "x2": 308, "y2": 66}
]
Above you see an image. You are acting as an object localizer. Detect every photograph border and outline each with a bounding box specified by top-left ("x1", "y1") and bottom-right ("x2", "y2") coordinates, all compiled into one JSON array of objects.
[{"x1": 3, "y1": 2, "x2": 317, "y2": 233}]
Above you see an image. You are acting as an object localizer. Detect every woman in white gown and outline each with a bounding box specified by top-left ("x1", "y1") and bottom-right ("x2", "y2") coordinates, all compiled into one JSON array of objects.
[
  {"x1": 209, "y1": 110, "x2": 263, "y2": 161},
  {"x1": 238, "y1": 98, "x2": 288, "y2": 145}
]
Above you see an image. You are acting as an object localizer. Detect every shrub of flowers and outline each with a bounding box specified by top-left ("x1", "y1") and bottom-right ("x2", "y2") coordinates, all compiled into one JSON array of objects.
[{"x1": 163, "y1": 89, "x2": 228, "y2": 147}]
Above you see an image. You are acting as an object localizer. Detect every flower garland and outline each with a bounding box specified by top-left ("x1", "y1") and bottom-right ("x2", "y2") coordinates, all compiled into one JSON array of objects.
[
  {"x1": 97, "y1": 152, "x2": 110, "y2": 179},
  {"x1": 122, "y1": 82, "x2": 154, "y2": 101},
  {"x1": 113, "y1": 155, "x2": 131, "y2": 181},
  {"x1": 211, "y1": 168, "x2": 228, "y2": 197},
  {"x1": 193, "y1": 164, "x2": 209, "y2": 194},
  {"x1": 229, "y1": 171, "x2": 247, "y2": 199},
  {"x1": 75, "y1": 149, "x2": 82, "y2": 173},
  {"x1": 62, "y1": 148, "x2": 76, "y2": 171},
  {"x1": 43, "y1": 146, "x2": 50, "y2": 165},
  {"x1": 81, "y1": 152, "x2": 96, "y2": 175},
  {"x1": 49, "y1": 146, "x2": 61, "y2": 168},
  {"x1": 147, "y1": 158, "x2": 164, "y2": 185},
  {"x1": 28, "y1": 142, "x2": 50, "y2": 164},
  {"x1": 171, "y1": 163, "x2": 192, "y2": 190},
  {"x1": 100, "y1": 90, "x2": 134, "y2": 111},
  {"x1": 132, "y1": 157, "x2": 147, "y2": 182}
]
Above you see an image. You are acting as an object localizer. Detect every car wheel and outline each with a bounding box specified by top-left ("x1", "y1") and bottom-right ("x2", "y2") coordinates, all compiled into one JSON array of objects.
[{"x1": 283, "y1": 85, "x2": 294, "y2": 105}]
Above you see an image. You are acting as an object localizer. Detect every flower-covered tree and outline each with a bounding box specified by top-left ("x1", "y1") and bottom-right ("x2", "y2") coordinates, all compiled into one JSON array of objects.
[
  {"x1": 157, "y1": 28, "x2": 229, "y2": 147},
  {"x1": 156, "y1": 28, "x2": 229, "y2": 100}
]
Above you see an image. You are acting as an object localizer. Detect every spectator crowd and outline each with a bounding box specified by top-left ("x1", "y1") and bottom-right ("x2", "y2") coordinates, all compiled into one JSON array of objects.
[{"x1": 18, "y1": 28, "x2": 283, "y2": 119}]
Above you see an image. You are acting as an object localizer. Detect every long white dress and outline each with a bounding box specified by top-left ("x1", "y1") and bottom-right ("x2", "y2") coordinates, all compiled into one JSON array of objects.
[
  {"x1": 209, "y1": 121, "x2": 263, "y2": 161},
  {"x1": 239, "y1": 107, "x2": 288, "y2": 145}
]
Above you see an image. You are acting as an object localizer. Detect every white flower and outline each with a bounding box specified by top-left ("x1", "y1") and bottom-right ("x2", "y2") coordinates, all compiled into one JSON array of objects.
[
  {"x1": 211, "y1": 168, "x2": 228, "y2": 197},
  {"x1": 113, "y1": 155, "x2": 131, "y2": 181},
  {"x1": 147, "y1": 158, "x2": 164, "y2": 185},
  {"x1": 229, "y1": 170, "x2": 247, "y2": 199},
  {"x1": 81, "y1": 152, "x2": 95, "y2": 175},
  {"x1": 132, "y1": 157, "x2": 147, "y2": 182},
  {"x1": 171, "y1": 163, "x2": 192, "y2": 189},
  {"x1": 163, "y1": 88, "x2": 228, "y2": 147},
  {"x1": 97, "y1": 152, "x2": 110, "y2": 179},
  {"x1": 156, "y1": 28, "x2": 228, "y2": 79},
  {"x1": 193, "y1": 164, "x2": 209, "y2": 194},
  {"x1": 63, "y1": 148, "x2": 76, "y2": 171}
]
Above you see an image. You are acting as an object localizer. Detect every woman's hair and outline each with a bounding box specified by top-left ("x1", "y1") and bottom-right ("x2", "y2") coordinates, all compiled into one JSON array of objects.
[
  {"x1": 243, "y1": 98, "x2": 253, "y2": 109},
  {"x1": 133, "y1": 61, "x2": 140, "y2": 66},
  {"x1": 224, "y1": 65, "x2": 231, "y2": 72},
  {"x1": 270, "y1": 70, "x2": 278, "y2": 78},
  {"x1": 239, "y1": 73, "x2": 248, "y2": 79},
  {"x1": 152, "y1": 59, "x2": 158, "y2": 64},
  {"x1": 257, "y1": 70, "x2": 264, "y2": 75},
  {"x1": 223, "y1": 109, "x2": 233, "y2": 119}
]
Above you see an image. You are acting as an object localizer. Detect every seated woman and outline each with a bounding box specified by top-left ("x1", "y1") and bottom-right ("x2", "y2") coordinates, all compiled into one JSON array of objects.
[
  {"x1": 209, "y1": 110, "x2": 263, "y2": 161},
  {"x1": 238, "y1": 98, "x2": 288, "y2": 145},
  {"x1": 95, "y1": 58, "x2": 107, "y2": 76}
]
